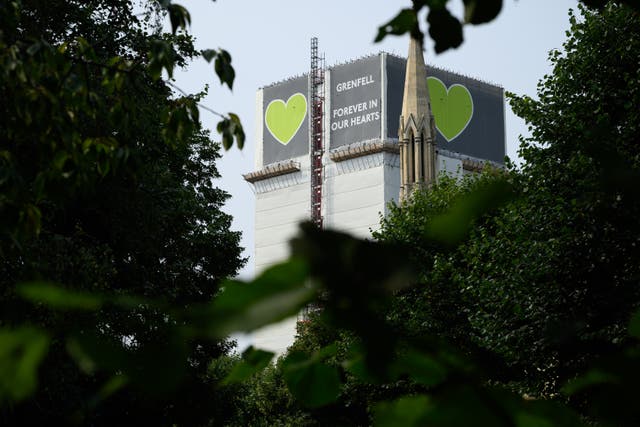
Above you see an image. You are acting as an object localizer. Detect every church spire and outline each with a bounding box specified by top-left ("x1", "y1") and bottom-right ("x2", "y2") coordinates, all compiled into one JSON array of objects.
[
  {"x1": 399, "y1": 37, "x2": 436, "y2": 201},
  {"x1": 401, "y1": 37, "x2": 430, "y2": 126}
]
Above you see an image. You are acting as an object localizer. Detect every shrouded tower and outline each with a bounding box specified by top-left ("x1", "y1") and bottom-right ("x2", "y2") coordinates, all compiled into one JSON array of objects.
[{"x1": 244, "y1": 39, "x2": 505, "y2": 354}]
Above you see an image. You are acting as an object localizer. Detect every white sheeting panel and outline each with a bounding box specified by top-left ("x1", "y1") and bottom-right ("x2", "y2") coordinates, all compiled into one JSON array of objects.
[
  {"x1": 252, "y1": 316, "x2": 298, "y2": 356},
  {"x1": 255, "y1": 202, "x2": 309, "y2": 231},
  {"x1": 255, "y1": 242, "x2": 291, "y2": 274},
  {"x1": 325, "y1": 166, "x2": 385, "y2": 193},
  {"x1": 328, "y1": 203, "x2": 385, "y2": 231},
  {"x1": 329, "y1": 184, "x2": 384, "y2": 213},
  {"x1": 255, "y1": 183, "x2": 309, "y2": 212},
  {"x1": 255, "y1": 221, "x2": 302, "y2": 249}
]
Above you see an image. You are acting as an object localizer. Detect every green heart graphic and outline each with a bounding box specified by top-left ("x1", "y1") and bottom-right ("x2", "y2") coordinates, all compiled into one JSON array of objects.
[
  {"x1": 265, "y1": 93, "x2": 307, "y2": 145},
  {"x1": 427, "y1": 77, "x2": 474, "y2": 142}
]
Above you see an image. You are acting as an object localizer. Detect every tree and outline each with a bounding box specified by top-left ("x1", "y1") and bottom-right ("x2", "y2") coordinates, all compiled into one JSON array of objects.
[
  {"x1": 241, "y1": 3, "x2": 640, "y2": 424},
  {"x1": 370, "y1": 1, "x2": 640, "y2": 403},
  {"x1": 210, "y1": 2, "x2": 640, "y2": 425},
  {"x1": 210, "y1": 354, "x2": 313, "y2": 427},
  {"x1": 4, "y1": 1, "x2": 640, "y2": 426},
  {"x1": 373, "y1": 174, "x2": 490, "y2": 350},
  {"x1": 264, "y1": 174, "x2": 514, "y2": 426},
  {"x1": 373, "y1": 0, "x2": 640, "y2": 406},
  {"x1": 461, "y1": 2, "x2": 640, "y2": 398},
  {"x1": 0, "y1": 1, "x2": 245, "y2": 424}
]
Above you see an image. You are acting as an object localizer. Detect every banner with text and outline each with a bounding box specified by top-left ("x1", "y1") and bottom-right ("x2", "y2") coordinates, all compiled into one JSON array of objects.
[{"x1": 329, "y1": 56, "x2": 382, "y2": 148}]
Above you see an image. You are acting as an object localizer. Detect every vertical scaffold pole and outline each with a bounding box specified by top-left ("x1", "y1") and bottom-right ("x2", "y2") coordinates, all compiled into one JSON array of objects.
[{"x1": 310, "y1": 37, "x2": 324, "y2": 229}]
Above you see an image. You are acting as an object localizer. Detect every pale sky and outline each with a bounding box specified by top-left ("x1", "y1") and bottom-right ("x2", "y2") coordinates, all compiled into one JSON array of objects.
[{"x1": 173, "y1": 0, "x2": 580, "y2": 279}]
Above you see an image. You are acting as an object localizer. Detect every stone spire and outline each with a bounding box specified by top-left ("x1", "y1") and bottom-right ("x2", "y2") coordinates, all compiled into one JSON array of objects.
[
  {"x1": 401, "y1": 37, "x2": 431, "y2": 126},
  {"x1": 399, "y1": 37, "x2": 436, "y2": 201}
]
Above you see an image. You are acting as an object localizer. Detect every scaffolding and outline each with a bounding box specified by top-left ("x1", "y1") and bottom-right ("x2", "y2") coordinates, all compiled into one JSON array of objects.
[
  {"x1": 310, "y1": 37, "x2": 325, "y2": 229},
  {"x1": 298, "y1": 38, "x2": 325, "y2": 322}
]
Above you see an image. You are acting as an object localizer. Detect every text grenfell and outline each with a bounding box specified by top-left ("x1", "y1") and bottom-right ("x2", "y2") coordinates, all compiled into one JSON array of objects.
[{"x1": 335, "y1": 75, "x2": 375, "y2": 93}]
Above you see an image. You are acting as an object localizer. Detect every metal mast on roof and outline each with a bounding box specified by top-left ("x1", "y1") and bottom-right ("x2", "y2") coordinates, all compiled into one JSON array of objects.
[{"x1": 310, "y1": 37, "x2": 325, "y2": 228}]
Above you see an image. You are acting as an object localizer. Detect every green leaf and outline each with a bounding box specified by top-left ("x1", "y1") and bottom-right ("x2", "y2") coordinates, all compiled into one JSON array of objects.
[
  {"x1": 463, "y1": 0, "x2": 503, "y2": 25},
  {"x1": 579, "y1": 0, "x2": 608, "y2": 9},
  {"x1": 282, "y1": 351, "x2": 341, "y2": 408},
  {"x1": 562, "y1": 369, "x2": 620, "y2": 395},
  {"x1": 222, "y1": 346, "x2": 274, "y2": 384},
  {"x1": 147, "y1": 39, "x2": 175, "y2": 80},
  {"x1": 375, "y1": 9, "x2": 417, "y2": 43},
  {"x1": 66, "y1": 333, "x2": 129, "y2": 375},
  {"x1": 513, "y1": 399, "x2": 583, "y2": 427},
  {"x1": 316, "y1": 343, "x2": 339, "y2": 360},
  {"x1": 68, "y1": 330, "x2": 188, "y2": 396},
  {"x1": 374, "y1": 395, "x2": 431, "y2": 427},
  {"x1": 201, "y1": 49, "x2": 216, "y2": 62},
  {"x1": 167, "y1": 4, "x2": 191, "y2": 34},
  {"x1": 629, "y1": 309, "x2": 640, "y2": 338},
  {"x1": 426, "y1": 178, "x2": 515, "y2": 246},
  {"x1": 229, "y1": 112, "x2": 245, "y2": 149},
  {"x1": 191, "y1": 258, "x2": 313, "y2": 336},
  {"x1": 52, "y1": 150, "x2": 70, "y2": 171},
  {"x1": 89, "y1": 375, "x2": 129, "y2": 408},
  {"x1": 111, "y1": 294, "x2": 156, "y2": 310},
  {"x1": 187, "y1": 98, "x2": 200, "y2": 124},
  {"x1": 17, "y1": 282, "x2": 103, "y2": 310},
  {"x1": 26, "y1": 41, "x2": 41, "y2": 56},
  {"x1": 408, "y1": 386, "x2": 508, "y2": 426},
  {"x1": 32, "y1": 173, "x2": 46, "y2": 200},
  {"x1": 343, "y1": 350, "x2": 379, "y2": 383},
  {"x1": 393, "y1": 350, "x2": 447, "y2": 387},
  {"x1": 0, "y1": 327, "x2": 50, "y2": 402},
  {"x1": 21, "y1": 204, "x2": 42, "y2": 236},
  {"x1": 217, "y1": 117, "x2": 233, "y2": 150},
  {"x1": 214, "y1": 49, "x2": 235, "y2": 89},
  {"x1": 427, "y1": 7, "x2": 464, "y2": 53}
]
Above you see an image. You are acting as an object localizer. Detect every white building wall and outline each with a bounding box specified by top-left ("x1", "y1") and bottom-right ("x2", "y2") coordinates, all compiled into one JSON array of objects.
[
  {"x1": 252, "y1": 316, "x2": 300, "y2": 355},
  {"x1": 383, "y1": 152, "x2": 401, "y2": 215},
  {"x1": 254, "y1": 175, "x2": 309, "y2": 272},
  {"x1": 324, "y1": 158, "x2": 384, "y2": 238},
  {"x1": 324, "y1": 151, "x2": 401, "y2": 238},
  {"x1": 251, "y1": 153, "x2": 309, "y2": 354},
  {"x1": 252, "y1": 148, "x2": 404, "y2": 354},
  {"x1": 436, "y1": 154, "x2": 463, "y2": 179}
]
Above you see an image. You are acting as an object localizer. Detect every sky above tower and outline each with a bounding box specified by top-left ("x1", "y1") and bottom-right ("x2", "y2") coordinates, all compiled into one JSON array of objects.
[{"x1": 172, "y1": 0, "x2": 580, "y2": 279}]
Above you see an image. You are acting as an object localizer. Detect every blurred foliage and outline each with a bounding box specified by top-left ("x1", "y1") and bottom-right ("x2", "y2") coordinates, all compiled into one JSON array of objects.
[
  {"x1": 375, "y1": 0, "x2": 639, "y2": 53},
  {"x1": 0, "y1": 327, "x2": 50, "y2": 402},
  {"x1": 221, "y1": 3, "x2": 640, "y2": 426},
  {"x1": 0, "y1": 0, "x2": 246, "y2": 424},
  {"x1": 2, "y1": 1, "x2": 640, "y2": 427},
  {"x1": 211, "y1": 354, "x2": 313, "y2": 427}
]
